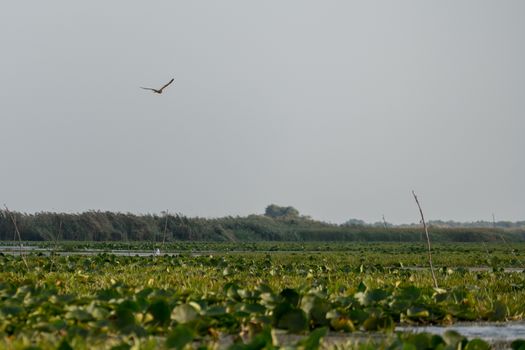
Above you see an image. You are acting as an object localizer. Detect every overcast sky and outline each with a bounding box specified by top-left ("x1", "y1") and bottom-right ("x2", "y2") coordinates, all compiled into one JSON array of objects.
[{"x1": 1, "y1": 1, "x2": 524, "y2": 224}]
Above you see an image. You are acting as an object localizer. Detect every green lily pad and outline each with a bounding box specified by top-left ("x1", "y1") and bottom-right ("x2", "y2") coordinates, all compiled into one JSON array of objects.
[
  {"x1": 148, "y1": 299, "x2": 171, "y2": 325},
  {"x1": 171, "y1": 303, "x2": 199, "y2": 323},
  {"x1": 488, "y1": 301, "x2": 507, "y2": 321},
  {"x1": 295, "y1": 327, "x2": 327, "y2": 350},
  {"x1": 355, "y1": 288, "x2": 390, "y2": 306},
  {"x1": 0, "y1": 305, "x2": 23, "y2": 317},
  {"x1": 397, "y1": 286, "x2": 421, "y2": 301},
  {"x1": 280, "y1": 288, "x2": 300, "y2": 307},
  {"x1": 301, "y1": 295, "x2": 330, "y2": 326},
  {"x1": 65, "y1": 308, "x2": 94, "y2": 322},
  {"x1": 407, "y1": 306, "x2": 430, "y2": 318},
  {"x1": 511, "y1": 339, "x2": 525, "y2": 350},
  {"x1": 464, "y1": 339, "x2": 490, "y2": 350},
  {"x1": 114, "y1": 307, "x2": 136, "y2": 330},
  {"x1": 57, "y1": 340, "x2": 74, "y2": 350},
  {"x1": 443, "y1": 330, "x2": 466, "y2": 348},
  {"x1": 273, "y1": 302, "x2": 308, "y2": 333},
  {"x1": 166, "y1": 324, "x2": 195, "y2": 349}
]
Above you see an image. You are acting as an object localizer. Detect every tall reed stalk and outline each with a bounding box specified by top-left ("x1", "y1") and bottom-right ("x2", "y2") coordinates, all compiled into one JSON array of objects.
[
  {"x1": 492, "y1": 213, "x2": 524, "y2": 268},
  {"x1": 411, "y1": 191, "x2": 438, "y2": 288},
  {"x1": 3, "y1": 204, "x2": 29, "y2": 271},
  {"x1": 162, "y1": 210, "x2": 169, "y2": 250}
]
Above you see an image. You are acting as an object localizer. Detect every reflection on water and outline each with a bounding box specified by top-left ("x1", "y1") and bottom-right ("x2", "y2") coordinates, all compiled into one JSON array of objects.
[{"x1": 397, "y1": 322, "x2": 525, "y2": 342}]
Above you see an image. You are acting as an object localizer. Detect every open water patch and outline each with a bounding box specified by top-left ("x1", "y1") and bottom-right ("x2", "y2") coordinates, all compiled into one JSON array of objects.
[{"x1": 396, "y1": 321, "x2": 525, "y2": 342}]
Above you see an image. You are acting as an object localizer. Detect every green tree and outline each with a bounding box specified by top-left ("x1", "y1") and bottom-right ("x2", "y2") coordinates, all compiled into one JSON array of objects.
[{"x1": 264, "y1": 204, "x2": 300, "y2": 219}]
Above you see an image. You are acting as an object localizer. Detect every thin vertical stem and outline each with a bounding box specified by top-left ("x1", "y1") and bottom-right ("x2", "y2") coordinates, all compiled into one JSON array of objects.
[
  {"x1": 49, "y1": 217, "x2": 62, "y2": 272},
  {"x1": 411, "y1": 191, "x2": 438, "y2": 288},
  {"x1": 162, "y1": 210, "x2": 169, "y2": 249},
  {"x1": 492, "y1": 213, "x2": 524, "y2": 268},
  {"x1": 383, "y1": 214, "x2": 400, "y2": 242},
  {"x1": 3, "y1": 205, "x2": 29, "y2": 271}
]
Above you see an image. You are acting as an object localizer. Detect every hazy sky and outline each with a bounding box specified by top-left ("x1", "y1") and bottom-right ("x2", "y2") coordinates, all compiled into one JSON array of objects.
[{"x1": 1, "y1": 1, "x2": 524, "y2": 223}]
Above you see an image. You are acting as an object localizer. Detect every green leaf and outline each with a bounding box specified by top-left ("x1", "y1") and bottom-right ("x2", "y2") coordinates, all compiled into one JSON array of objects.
[
  {"x1": 119, "y1": 300, "x2": 140, "y2": 312},
  {"x1": 114, "y1": 307, "x2": 136, "y2": 330},
  {"x1": 407, "y1": 333, "x2": 432, "y2": 349},
  {"x1": 57, "y1": 339, "x2": 74, "y2": 350},
  {"x1": 171, "y1": 303, "x2": 199, "y2": 323},
  {"x1": 488, "y1": 301, "x2": 507, "y2": 321},
  {"x1": 204, "y1": 305, "x2": 226, "y2": 316},
  {"x1": 355, "y1": 288, "x2": 389, "y2": 306},
  {"x1": 511, "y1": 340, "x2": 525, "y2": 350},
  {"x1": 110, "y1": 345, "x2": 131, "y2": 350},
  {"x1": 295, "y1": 327, "x2": 327, "y2": 350},
  {"x1": 430, "y1": 335, "x2": 445, "y2": 348},
  {"x1": 148, "y1": 299, "x2": 171, "y2": 325},
  {"x1": 0, "y1": 305, "x2": 23, "y2": 317},
  {"x1": 396, "y1": 286, "x2": 421, "y2": 301},
  {"x1": 301, "y1": 295, "x2": 330, "y2": 326},
  {"x1": 465, "y1": 339, "x2": 490, "y2": 350},
  {"x1": 362, "y1": 314, "x2": 394, "y2": 331},
  {"x1": 228, "y1": 327, "x2": 274, "y2": 350},
  {"x1": 225, "y1": 282, "x2": 241, "y2": 301},
  {"x1": 280, "y1": 288, "x2": 300, "y2": 307},
  {"x1": 443, "y1": 330, "x2": 466, "y2": 347},
  {"x1": 65, "y1": 308, "x2": 94, "y2": 322},
  {"x1": 356, "y1": 281, "x2": 367, "y2": 292},
  {"x1": 273, "y1": 302, "x2": 308, "y2": 333},
  {"x1": 349, "y1": 309, "x2": 369, "y2": 325},
  {"x1": 406, "y1": 306, "x2": 429, "y2": 318},
  {"x1": 166, "y1": 325, "x2": 195, "y2": 349},
  {"x1": 242, "y1": 303, "x2": 266, "y2": 314}
]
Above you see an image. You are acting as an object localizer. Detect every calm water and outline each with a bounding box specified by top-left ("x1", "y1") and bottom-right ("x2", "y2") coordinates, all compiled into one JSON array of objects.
[{"x1": 397, "y1": 322, "x2": 525, "y2": 342}]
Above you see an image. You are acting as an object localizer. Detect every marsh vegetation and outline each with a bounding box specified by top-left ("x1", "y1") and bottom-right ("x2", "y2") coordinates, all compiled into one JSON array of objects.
[{"x1": 1, "y1": 243, "x2": 525, "y2": 349}]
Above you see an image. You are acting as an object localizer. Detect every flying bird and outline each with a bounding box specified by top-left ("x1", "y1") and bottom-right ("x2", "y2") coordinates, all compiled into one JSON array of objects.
[{"x1": 140, "y1": 78, "x2": 175, "y2": 94}]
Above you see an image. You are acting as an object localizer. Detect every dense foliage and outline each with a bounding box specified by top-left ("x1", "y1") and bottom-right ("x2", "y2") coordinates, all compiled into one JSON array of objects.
[
  {"x1": 1, "y1": 210, "x2": 524, "y2": 243},
  {"x1": 1, "y1": 243, "x2": 525, "y2": 349}
]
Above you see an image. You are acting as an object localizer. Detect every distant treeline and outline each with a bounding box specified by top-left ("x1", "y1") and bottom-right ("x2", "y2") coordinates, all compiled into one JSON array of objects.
[
  {"x1": 1, "y1": 205, "x2": 524, "y2": 242},
  {"x1": 344, "y1": 218, "x2": 525, "y2": 229}
]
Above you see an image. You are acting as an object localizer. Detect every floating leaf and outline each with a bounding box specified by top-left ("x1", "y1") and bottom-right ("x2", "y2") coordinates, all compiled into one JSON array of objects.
[
  {"x1": 409, "y1": 333, "x2": 433, "y2": 349},
  {"x1": 0, "y1": 305, "x2": 23, "y2": 317},
  {"x1": 171, "y1": 304, "x2": 198, "y2": 323},
  {"x1": 280, "y1": 288, "x2": 300, "y2": 307},
  {"x1": 148, "y1": 299, "x2": 171, "y2": 325},
  {"x1": 488, "y1": 301, "x2": 507, "y2": 321},
  {"x1": 273, "y1": 302, "x2": 308, "y2": 333},
  {"x1": 229, "y1": 327, "x2": 274, "y2": 350},
  {"x1": 355, "y1": 288, "x2": 390, "y2": 306},
  {"x1": 511, "y1": 339, "x2": 525, "y2": 350},
  {"x1": 110, "y1": 344, "x2": 131, "y2": 350},
  {"x1": 57, "y1": 339, "x2": 74, "y2": 350},
  {"x1": 295, "y1": 327, "x2": 327, "y2": 350},
  {"x1": 114, "y1": 307, "x2": 136, "y2": 330},
  {"x1": 349, "y1": 309, "x2": 369, "y2": 325},
  {"x1": 166, "y1": 325, "x2": 195, "y2": 349},
  {"x1": 443, "y1": 330, "x2": 466, "y2": 348},
  {"x1": 396, "y1": 286, "x2": 421, "y2": 301},
  {"x1": 362, "y1": 314, "x2": 394, "y2": 331},
  {"x1": 65, "y1": 308, "x2": 94, "y2": 322},
  {"x1": 242, "y1": 303, "x2": 266, "y2": 314},
  {"x1": 407, "y1": 306, "x2": 429, "y2": 318},
  {"x1": 205, "y1": 305, "x2": 227, "y2": 316},
  {"x1": 329, "y1": 316, "x2": 355, "y2": 332},
  {"x1": 301, "y1": 295, "x2": 330, "y2": 326},
  {"x1": 465, "y1": 339, "x2": 490, "y2": 350}
]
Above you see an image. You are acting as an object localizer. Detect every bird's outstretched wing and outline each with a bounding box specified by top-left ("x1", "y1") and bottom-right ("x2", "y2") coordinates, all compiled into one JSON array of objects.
[
  {"x1": 159, "y1": 78, "x2": 175, "y2": 91},
  {"x1": 140, "y1": 87, "x2": 157, "y2": 91}
]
